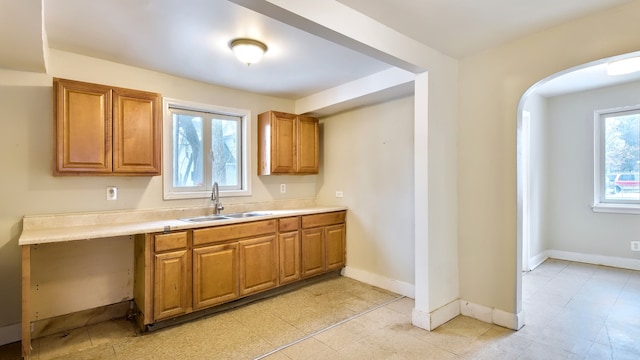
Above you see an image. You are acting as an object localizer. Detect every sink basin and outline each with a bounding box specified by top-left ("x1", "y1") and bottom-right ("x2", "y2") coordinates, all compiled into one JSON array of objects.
[
  {"x1": 180, "y1": 215, "x2": 230, "y2": 223},
  {"x1": 180, "y1": 211, "x2": 272, "y2": 223},
  {"x1": 224, "y1": 211, "x2": 273, "y2": 218}
]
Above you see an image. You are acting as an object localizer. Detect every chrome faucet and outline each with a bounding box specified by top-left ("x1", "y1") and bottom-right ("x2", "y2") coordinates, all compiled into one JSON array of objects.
[{"x1": 211, "y1": 182, "x2": 224, "y2": 215}]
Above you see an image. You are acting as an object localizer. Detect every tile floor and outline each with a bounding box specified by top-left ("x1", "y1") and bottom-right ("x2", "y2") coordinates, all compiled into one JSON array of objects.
[{"x1": 1, "y1": 259, "x2": 639, "y2": 359}]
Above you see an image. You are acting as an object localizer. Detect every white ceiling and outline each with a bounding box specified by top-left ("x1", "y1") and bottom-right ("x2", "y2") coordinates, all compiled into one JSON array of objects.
[
  {"x1": 43, "y1": 0, "x2": 392, "y2": 99},
  {"x1": 337, "y1": 0, "x2": 634, "y2": 59},
  {"x1": 535, "y1": 55, "x2": 640, "y2": 97},
  {"x1": 24, "y1": 0, "x2": 640, "y2": 101}
]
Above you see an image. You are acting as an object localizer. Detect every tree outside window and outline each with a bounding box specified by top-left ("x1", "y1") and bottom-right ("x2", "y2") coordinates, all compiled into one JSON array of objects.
[{"x1": 163, "y1": 99, "x2": 250, "y2": 200}]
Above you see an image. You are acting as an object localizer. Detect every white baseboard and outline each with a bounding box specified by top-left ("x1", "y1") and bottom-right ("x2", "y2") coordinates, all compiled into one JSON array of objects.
[
  {"x1": 0, "y1": 322, "x2": 21, "y2": 347},
  {"x1": 494, "y1": 308, "x2": 525, "y2": 330},
  {"x1": 460, "y1": 300, "x2": 522, "y2": 330},
  {"x1": 412, "y1": 299, "x2": 460, "y2": 331},
  {"x1": 413, "y1": 299, "x2": 521, "y2": 331},
  {"x1": 547, "y1": 249, "x2": 640, "y2": 271},
  {"x1": 460, "y1": 300, "x2": 492, "y2": 323},
  {"x1": 341, "y1": 266, "x2": 415, "y2": 298},
  {"x1": 342, "y1": 267, "x2": 523, "y2": 331},
  {"x1": 411, "y1": 307, "x2": 432, "y2": 330},
  {"x1": 528, "y1": 251, "x2": 549, "y2": 271}
]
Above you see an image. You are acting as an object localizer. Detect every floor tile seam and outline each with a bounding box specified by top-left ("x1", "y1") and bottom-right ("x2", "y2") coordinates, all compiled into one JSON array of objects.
[
  {"x1": 263, "y1": 297, "x2": 376, "y2": 331},
  {"x1": 522, "y1": 329, "x2": 597, "y2": 354},
  {"x1": 252, "y1": 295, "x2": 406, "y2": 360}
]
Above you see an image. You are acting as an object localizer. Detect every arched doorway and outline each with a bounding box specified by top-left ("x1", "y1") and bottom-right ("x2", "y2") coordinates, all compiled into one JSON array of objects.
[{"x1": 517, "y1": 50, "x2": 640, "y2": 299}]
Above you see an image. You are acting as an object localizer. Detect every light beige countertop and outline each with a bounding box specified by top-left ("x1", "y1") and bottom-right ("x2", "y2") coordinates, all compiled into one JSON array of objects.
[{"x1": 19, "y1": 203, "x2": 347, "y2": 246}]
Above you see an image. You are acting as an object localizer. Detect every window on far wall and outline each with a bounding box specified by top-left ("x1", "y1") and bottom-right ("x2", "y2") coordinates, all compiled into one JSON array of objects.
[
  {"x1": 594, "y1": 106, "x2": 640, "y2": 212},
  {"x1": 163, "y1": 98, "x2": 251, "y2": 200}
]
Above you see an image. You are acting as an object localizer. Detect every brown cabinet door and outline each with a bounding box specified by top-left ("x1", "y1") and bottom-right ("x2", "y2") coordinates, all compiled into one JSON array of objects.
[
  {"x1": 271, "y1": 112, "x2": 297, "y2": 173},
  {"x1": 154, "y1": 249, "x2": 189, "y2": 321},
  {"x1": 192, "y1": 243, "x2": 239, "y2": 309},
  {"x1": 258, "y1": 111, "x2": 319, "y2": 175},
  {"x1": 301, "y1": 228, "x2": 325, "y2": 278},
  {"x1": 325, "y1": 224, "x2": 346, "y2": 270},
  {"x1": 239, "y1": 235, "x2": 278, "y2": 296},
  {"x1": 54, "y1": 78, "x2": 161, "y2": 176},
  {"x1": 112, "y1": 88, "x2": 161, "y2": 174},
  {"x1": 54, "y1": 78, "x2": 112, "y2": 174},
  {"x1": 278, "y1": 231, "x2": 300, "y2": 285},
  {"x1": 296, "y1": 115, "x2": 319, "y2": 174}
]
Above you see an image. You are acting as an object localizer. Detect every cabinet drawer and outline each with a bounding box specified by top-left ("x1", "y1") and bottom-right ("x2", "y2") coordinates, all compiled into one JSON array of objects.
[
  {"x1": 193, "y1": 220, "x2": 276, "y2": 246},
  {"x1": 301, "y1": 211, "x2": 346, "y2": 229},
  {"x1": 154, "y1": 232, "x2": 188, "y2": 252},
  {"x1": 279, "y1": 217, "x2": 299, "y2": 232}
]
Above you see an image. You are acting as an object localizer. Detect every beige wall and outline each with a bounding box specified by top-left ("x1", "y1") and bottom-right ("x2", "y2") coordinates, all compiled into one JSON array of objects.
[
  {"x1": 317, "y1": 96, "x2": 416, "y2": 285},
  {"x1": 0, "y1": 49, "x2": 318, "y2": 329},
  {"x1": 458, "y1": 1, "x2": 640, "y2": 313}
]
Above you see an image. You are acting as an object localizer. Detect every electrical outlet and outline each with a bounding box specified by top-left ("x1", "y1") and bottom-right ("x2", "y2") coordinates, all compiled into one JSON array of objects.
[
  {"x1": 106, "y1": 186, "x2": 118, "y2": 200},
  {"x1": 335, "y1": 191, "x2": 344, "y2": 198},
  {"x1": 631, "y1": 241, "x2": 640, "y2": 252},
  {"x1": 280, "y1": 184, "x2": 286, "y2": 193}
]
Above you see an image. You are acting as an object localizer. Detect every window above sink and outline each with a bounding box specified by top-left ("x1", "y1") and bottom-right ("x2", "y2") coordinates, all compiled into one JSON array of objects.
[{"x1": 163, "y1": 98, "x2": 252, "y2": 200}]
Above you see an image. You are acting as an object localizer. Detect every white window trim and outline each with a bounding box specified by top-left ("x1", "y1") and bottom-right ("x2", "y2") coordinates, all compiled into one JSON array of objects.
[
  {"x1": 592, "y1": 105, "x2": 640, "y2": 214},
  {"x1": 592, "y1": 202, "x2": 640, "y2": 214},
  {"x1": 163, "y1": 97, "x2": 252, "y2": 200}
]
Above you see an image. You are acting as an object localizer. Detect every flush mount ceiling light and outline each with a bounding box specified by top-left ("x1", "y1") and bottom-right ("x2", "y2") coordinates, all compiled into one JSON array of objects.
[
  {"x1": 229, "y1": 38, "x2": 268, "y2": 66},
  {"x1": 607, "y1": 56, "x2": 640, "y2": 76}
]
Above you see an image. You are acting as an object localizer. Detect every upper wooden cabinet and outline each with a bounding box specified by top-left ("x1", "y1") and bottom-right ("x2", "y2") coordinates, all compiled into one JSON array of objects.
[
  {"x1": 258, "y1": 111, "x2": 319, "y2": 175},
  {"x1": 53, "y1": 78, "x2": 162, "y2": 176}
]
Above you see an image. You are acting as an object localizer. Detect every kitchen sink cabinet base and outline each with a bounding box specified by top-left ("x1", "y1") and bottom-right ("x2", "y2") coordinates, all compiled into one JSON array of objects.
[{"x1": 133, "y1": 212, "x2": 346, "y2": 330}]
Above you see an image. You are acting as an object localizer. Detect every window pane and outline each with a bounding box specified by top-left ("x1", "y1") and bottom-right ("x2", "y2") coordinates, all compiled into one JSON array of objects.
[
  {"x1": 173, "y1": 114, "x2": 203, "y2": 187},
  {"x1": 604, "y1": 113, "x2": 640, "y2": 201},
  {"x1": 211, "y1": 118, "x2": 240, "y2": 189}
]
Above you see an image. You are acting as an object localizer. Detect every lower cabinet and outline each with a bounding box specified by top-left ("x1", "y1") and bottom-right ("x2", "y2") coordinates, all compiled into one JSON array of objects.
[
  {"x1": 154, "y1": 250, "x2": 189, "y2": 320},
  {"x1": 239, "y1": 235, "x2": 278, "y2": 296},
  {"x1": 301, "y1": 211, "x2": 347, "y2": 279},
  {"x1": 301, "y1": 228, "x2": 325, "y2": 278},
  {"x1": 151, "y1": 232, "x2": 190, "y2": 321},
  {"x1": 326, "y1": 224, "x2": 346, "y2": 271},
  {"x1": 278, "y1": 217, "x2": 301, "y2": 285},
  {"x1": 134, "y1": 212, "x2": 345, "y2": 328},
  {"x1": 279, "y1": 230, "x2": 301, "y2": 284},
  {"x1": 192, "y1": 242, "x2": 239, "y2": 310}
]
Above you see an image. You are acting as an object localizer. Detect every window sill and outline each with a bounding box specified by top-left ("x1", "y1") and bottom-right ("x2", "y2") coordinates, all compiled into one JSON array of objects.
[{"x1": 592, "y1": 202, "x2": 640, "y2": 214}]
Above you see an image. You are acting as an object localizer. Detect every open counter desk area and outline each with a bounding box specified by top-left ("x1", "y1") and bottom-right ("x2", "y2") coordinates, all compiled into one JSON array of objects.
[{"x1": 19, "y1": 202, "x2": 347, "y2": 358}]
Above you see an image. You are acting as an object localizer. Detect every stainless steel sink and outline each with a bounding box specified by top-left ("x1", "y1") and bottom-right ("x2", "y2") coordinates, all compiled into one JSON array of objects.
[
  {"x1": 180, "y1": 211, "x2": 272, "y2": 223},
  {"x1": 224, "y1": 211, "x2": 272, "y2": 218},
  {"x1": 180, "y1": 215, "x2": 230, "y2": 223}
]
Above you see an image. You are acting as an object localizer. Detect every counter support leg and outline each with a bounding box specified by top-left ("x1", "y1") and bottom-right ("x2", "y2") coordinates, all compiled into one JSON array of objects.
[{"x1": 22, "y1": 245, "x2": 31, "y2": 358}]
